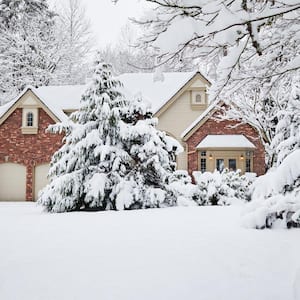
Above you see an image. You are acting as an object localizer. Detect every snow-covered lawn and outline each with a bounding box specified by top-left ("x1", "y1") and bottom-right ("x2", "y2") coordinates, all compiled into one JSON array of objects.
[{"x1": 0, "y1": 203, "x2": 299, "y2": 300}]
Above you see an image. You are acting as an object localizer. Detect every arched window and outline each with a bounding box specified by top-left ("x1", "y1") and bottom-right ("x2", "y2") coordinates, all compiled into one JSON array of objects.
[
  {"x1": 26, "y1": 112, "x2": 33, "y2": 127},
  {"x1": 195, "y1": 94, "x2": 202, "y2": 103}
]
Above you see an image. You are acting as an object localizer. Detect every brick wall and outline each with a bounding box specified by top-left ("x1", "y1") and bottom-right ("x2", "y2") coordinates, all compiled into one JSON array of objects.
[
  {"x1": 186, "y1": 115, "x2": 266, "y2": 176},
  {"x1": 0, "y1": 108, "x2": 63, "y2": 200}
]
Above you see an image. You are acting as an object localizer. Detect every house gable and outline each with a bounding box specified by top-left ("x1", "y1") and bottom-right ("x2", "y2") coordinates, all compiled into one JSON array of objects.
[
  {"x1": 155, "y1": 72, "x2": 211, "y2": 118},
  {"x1": 0, "y1": 87, "x2": 66, "y2": 201},
  {"x1": 153, "y1": 72, "x2": 211, "y2": 170},
  {"x1": 185, "y1": 116, "x2": 266, "y2": 176},
  {"x1": 0, "y1": 88, "x2": 61, "y2": 127}
]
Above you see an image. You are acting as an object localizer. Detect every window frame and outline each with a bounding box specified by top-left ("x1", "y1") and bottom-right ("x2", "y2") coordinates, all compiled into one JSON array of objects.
[
  {"x1": 246, "y1": 158, "x2": 251, "y2": 172},
  {"x1": 26, "y1": 112, "x2": 34, "y2": 127},
  {"x1": 228, "y1": 159, "x2": 237, "y2": 171}
]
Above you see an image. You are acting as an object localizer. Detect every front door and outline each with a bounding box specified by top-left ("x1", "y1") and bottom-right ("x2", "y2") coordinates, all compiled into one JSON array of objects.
[
  {"x1": 216, "y1": 158, "x2": 237, "y2": 172},
  {"x1": 216, "y1": 159, "x2": 225, "y2": 172},
  {"x1": 228, "y1": 159, "x2": 237, "y2": 171}
]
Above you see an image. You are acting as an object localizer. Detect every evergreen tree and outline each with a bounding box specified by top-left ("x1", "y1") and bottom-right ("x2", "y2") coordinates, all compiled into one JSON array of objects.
[{"x1": 38, "y1": 56, "x2": 182, "y2": 212}]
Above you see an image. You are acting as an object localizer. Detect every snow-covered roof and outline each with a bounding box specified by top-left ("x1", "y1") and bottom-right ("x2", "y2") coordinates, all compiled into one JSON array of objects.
[
  {"x1": 0, "y1": 86, "x2": 37, "y2": 120},
  {"x1": 196, "y1": 135, "x2": 256, "y2": 149},
  {"x1": 0, "y1": 72, "x2": 200, "y2": 123},
  {"x1": 0, "y1": 99, "x2": 14, "y2": 119},
  {"x1": 118, "y1": 72, "x2": 195, "y2": 113},
  {"x1": 36, "y1": 85, "x2": 87, "y2": 111},
  {"x1": 34, "y1": 85, "x2": 87, "y2": 122}
]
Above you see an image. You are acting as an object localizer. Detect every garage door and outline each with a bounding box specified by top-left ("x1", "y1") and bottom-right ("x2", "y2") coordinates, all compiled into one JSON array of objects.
[
  {"x1": 0, "y1": 163, "x2": 26, "y2": 201},
  {"x1": 34, "y1": 164, "x2": 50, "y2": 200}
]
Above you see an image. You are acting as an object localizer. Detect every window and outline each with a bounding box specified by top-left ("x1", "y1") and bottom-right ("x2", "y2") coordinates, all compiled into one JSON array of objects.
[
  {"x1": 228, "y1": 159, "x2": 237, "y2": 171},
  {"x1": 26, "y1": 112, "x2": 33, "y2": 127},
  {"x1": 191, "y1": 90, "x2": 206, "y2": 107},
  {"x1": 200, "y1": 151, "x2": 206, "y2": 157},
  {"x1": 200, "y1": 158, "x2": 206, "y2": 172},
  {"x1": 216, "y1": 159, "x2": 224, "y2": 172},
  {"x1": 22, "y1": 106, "x2": 38, "y2": 134},
  {"x1": 195, "y1": 94, "x2": 202, "y2": 103},
  {"x1": 246, "y1": 159, "x2": 251, "y2": 172}
]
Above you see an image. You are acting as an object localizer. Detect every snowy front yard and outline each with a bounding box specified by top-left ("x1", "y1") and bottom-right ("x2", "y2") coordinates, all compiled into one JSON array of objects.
[{"x1": 0, "y1": 203, "x2": 299, "y2": 300}]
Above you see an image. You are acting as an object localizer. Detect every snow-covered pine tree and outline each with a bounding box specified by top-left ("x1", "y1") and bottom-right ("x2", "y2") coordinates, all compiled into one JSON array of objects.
[
  {"x1": 38, "y1": 58, "x2": 130, "y2": 212},
  {"x1": 115, "y1": 96, "x2": 184, "y2": 209},
  {"x1": 38, "y1": 56, "x2": 183, "y2": 212}
]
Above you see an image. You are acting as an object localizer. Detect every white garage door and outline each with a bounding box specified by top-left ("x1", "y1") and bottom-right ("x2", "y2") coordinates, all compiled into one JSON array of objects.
[
  {"x1": 34, "y1": 164, "x2": 50, "y2": 200},
  {"x1": 0, "y1": 163, "x2": 26, "y2": 201}
]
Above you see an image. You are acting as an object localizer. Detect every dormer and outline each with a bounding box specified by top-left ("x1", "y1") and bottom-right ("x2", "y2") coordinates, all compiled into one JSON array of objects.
[
  {"x1": 189, "y1": 77, "x2": 208, "y2": 111},
  {"x1": 20, "y1": 92, "x2": 39, "y2": 134}
]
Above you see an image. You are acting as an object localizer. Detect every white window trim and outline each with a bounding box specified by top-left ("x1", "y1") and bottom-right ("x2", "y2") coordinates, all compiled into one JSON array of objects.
[{"x1": 21, "y1": 108, "x2": 38, "y2": 134}]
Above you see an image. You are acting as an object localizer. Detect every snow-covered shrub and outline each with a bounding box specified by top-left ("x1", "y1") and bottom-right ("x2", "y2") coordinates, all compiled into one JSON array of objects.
[
  {"x1": 193, "y1": 169, "x2": 252, "y2": 206},
  {"x1": 38, "y1": 56, "x2": 184, "y2": 213},
  {"x1": 243, "y1": 150, "x2": 300, "y2": 229},
  {"x1": 166, "y1": 170, "x2": 199, "y2": 206}
]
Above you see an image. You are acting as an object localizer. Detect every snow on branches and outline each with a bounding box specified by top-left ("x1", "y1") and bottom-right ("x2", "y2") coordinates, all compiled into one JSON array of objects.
[
  {"x1": 38, "y1": 56, "x2": 185, "y2": 212},
  {"x1": 130, "y1": 0, "x2": 300, "y2": 168},
  {"x1": 243, "y1": 149, "x2": 300, "y2": 229}
]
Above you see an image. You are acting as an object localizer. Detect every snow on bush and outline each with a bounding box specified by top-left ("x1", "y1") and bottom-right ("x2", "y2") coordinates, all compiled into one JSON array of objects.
[
  {"x1": 242, "y1": 150, "x2": 300, "y2": 229},
  {"x1": 166, "y1": 170, "x2": 199, "y2": 207},
  {"x1": 193, "y1": 169, "x2": 252, "y2": 206},
  {"x1": 38, "y1": 56, "x2": 190, "y2": 213}
]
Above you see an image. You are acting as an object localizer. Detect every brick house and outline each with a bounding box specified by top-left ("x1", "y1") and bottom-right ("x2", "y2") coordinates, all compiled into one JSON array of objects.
[
  {"x1": 181, "y1": 106, "x2": 265, "y2": 176},
  {"x1": 0, "y1": 72, "x2": 265, "y2": 201}
]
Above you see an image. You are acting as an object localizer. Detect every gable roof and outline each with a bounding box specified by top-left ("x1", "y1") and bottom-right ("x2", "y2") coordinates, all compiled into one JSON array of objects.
[
  {"x1": 0, "y1": 86, "x2": 69, "y2": 125},
  {"x1": 36, "y1": 85, "x2": 87, "y2": 111},
  {"x1": 118, "y1": 72, "x2": 200, "y2": 113},
  {"x1": 0, "y1": 87, "x2": 33, "y2": 120},
  {"x1": 0, "y1": 71, "x2": 211, "y2": 127}
]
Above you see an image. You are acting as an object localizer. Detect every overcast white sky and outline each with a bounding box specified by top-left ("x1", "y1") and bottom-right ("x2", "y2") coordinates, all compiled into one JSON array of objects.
[{"x1": 52, "y1": 0, "x2": 149, "y2": 48}]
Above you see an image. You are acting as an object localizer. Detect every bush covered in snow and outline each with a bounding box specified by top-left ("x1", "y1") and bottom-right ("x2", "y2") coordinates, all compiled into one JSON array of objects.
[
  {"x1": 166, "y1": 170, "x2": 199, "y2": 207},
  {"x1": 243, "y1": 150, "x2": 300, "y2": 229},
  {"x1": 38, "y1": 56, "x2": 186, "y2": 213},
  {"x1": 193, "y1": 169, "x2": 252, "y2": 206}
]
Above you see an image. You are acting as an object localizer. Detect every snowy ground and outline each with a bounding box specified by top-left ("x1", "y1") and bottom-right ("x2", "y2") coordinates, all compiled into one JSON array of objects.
[{"x1": 0, "y1": 203, "x2": 300, "y2": 300}]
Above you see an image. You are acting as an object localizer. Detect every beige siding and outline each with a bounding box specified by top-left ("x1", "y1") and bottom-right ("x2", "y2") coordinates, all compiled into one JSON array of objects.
[
  {"x1": 156, "y1": 90, "x2": 206, "y2": 169},
  {"x1": 34, "y1": 164, "x2": 50, "y2": 200},
  {"x1": 0, "y1": 163, "x2": 26, "y2": 201}
]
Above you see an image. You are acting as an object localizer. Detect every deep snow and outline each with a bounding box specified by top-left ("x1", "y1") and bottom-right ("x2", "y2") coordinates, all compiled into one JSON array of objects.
[{"x1": 0, "y1": 203, "x2": 299, "y2": 300}]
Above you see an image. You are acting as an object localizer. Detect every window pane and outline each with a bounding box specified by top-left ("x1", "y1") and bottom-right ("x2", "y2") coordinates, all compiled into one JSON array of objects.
[
  {"x1": 216, "y1": 159, "x2": 224, "y2": 172},
  {"x1": 246, "y1": 159, "x2": 251, "y2": 172},
  {"x1": 228, "y1": 159, "x2": 237, "y2": 171},
  {"x1": 195, "y1": 94, "x2": 202, "y2": 103},
  {"x1": 200, "y1": 151, "x2": 206, "y2": 157},
  {"x1": 27, "y1": 112, "x2": 33, "y2": 127},
  {"x1": 200, "y1": 158, "x2": 206, "y2": 172}
]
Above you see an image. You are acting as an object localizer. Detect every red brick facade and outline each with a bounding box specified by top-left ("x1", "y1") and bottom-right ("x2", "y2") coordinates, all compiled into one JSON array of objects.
[
  {"x1": 186, "y1": 116, "x2": 266, "y2": 176},
  {"x1": 0, "y1": 101, "x2": 266, "y2": 201},
  {"x1": 0, "y1": 108, "x2": 63, "y2": 201}
]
